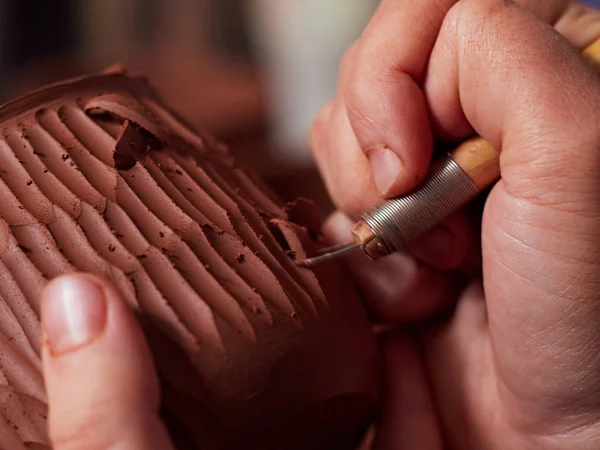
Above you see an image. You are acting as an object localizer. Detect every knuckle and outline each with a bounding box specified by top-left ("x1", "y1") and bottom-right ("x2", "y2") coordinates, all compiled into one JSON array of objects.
[
  {"x1": 449, "y1": 0, "x2": 514, "y2": 38},
  {"x1": 338, "y1": 41, "x2": 359, "y2": 87},
  {"x1": 343, "y1": 42, "x2": 373, "y2": 107},
  {"x1": 343, "y1": 72, "x2": 379, "y2": 148},
  {"x1": 460, "y1": 0, "x2": 513, "y2": 17},
  {"x1": 310, "y1": 102, "x2": 333, "y2": 152}
]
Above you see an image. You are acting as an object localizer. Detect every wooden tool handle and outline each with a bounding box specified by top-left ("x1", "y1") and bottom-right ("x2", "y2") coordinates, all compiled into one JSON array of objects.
[
  {"x1": 450, "y1": 37, "x2": 600, "y2": 191},
  {"x1": 450, "y1": 137, "x2": 501, "y2": 189},
  {"x1": 584, "y1": 38, "x2": 600, "y2": 71}
]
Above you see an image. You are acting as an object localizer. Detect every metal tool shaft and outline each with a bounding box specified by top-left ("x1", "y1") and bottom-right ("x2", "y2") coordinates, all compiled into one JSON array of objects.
[
  {"x1": 349, "y1": 136, "x2": 501, "y2": 261},
  {"x1": 361, "y1": 153, "x2": 479, "y2": 256}
]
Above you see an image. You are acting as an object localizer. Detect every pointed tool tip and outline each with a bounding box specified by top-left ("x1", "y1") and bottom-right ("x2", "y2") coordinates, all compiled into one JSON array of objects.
[
  {"x1": 294, "y1": 242, "x2": 361, "y2": 269},
  {"x1": 294, "y1": 258, "x2": 313, "y2": 268}
]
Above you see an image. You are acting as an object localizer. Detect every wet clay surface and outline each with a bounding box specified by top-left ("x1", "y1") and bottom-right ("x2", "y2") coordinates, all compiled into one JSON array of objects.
[{"x1": 0, "y1": 70, "x2": 379, "y2": 449}]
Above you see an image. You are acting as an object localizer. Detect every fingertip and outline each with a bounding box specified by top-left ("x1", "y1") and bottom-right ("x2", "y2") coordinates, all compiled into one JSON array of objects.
[
  {"x1": 41, "y1": 273, "x2": 139, "y2": 357},
  {"x1": 407, "y1": 212, "x2": 474, "y2": 270},
  {"x1": 322, "y1": 222, "x2": 464, "y2": 323},
  {"x1": 314, "y1": 101, "x2": 335, "y2": 129},
  {"x1": 323, "y1": 210, "x2": 355, "y2": 244},
  {"x1": 41, "y1": 273, "x2": 173, "y2": 449},
  {"x1": 41, "y1": 275, "x2": 107, "y2": 357}
]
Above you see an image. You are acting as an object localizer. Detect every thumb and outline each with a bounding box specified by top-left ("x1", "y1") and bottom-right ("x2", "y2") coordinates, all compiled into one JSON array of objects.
[{"x1": 41, "y1": 274, "x2": 174, "y2": 450}]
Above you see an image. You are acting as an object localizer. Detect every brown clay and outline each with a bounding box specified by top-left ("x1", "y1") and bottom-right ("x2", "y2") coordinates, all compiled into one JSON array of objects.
[{"x1": 0, "y1": 71, "x2": 379, "y2": 449}]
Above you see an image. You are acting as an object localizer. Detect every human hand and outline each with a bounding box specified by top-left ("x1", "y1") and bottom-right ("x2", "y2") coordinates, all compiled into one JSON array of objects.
[
  {"x1": 311, "y1": 1, "x2": 600, "y2": 448},
  {"x1": 40, "y1": 274, "x2": 175, "y2": 449}
]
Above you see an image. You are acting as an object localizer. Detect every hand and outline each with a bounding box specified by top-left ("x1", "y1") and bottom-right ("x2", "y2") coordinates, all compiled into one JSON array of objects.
[
  {"x1": 311, "y1": 1, "x2": 600, "y2": 449},
  {"x1": 41, "y1": 274, "x2": 175, "y2": 449}
]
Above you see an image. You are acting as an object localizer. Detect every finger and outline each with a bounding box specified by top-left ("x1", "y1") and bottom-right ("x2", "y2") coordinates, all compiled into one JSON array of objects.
[
  {"x1": 309, "y1": 100, "x2": 334, "y2": 184},
  {"x1": 489, "y1": 1, "x2": 600, "y2": 48},
  {"x1": 406, "y1": 211, "x2": 476, "y2": 271},
  {"x1": 310, "y1": 44, "x2": 380, "y2": 218},
  {"x1": 356, "y1": 425, "x2": 377, "y2": 450},
  {"x1": 313, "y1": 92, "x2": 379, "y2": 219},
  {"x1": 418, "y1": 281, "x2": 491, "y2": 450},
  {"x1": 324, "y1": 212, "x2": 465, "y2": 323},
  {"x1": 555, "y1": 2, "x2": 600, "y2": 48},
  {"x1": 344, "y1": 0, "x2": 461, "y2": 197},
  {"x1": 427, "y1": 0, "x2": 600, "y2": 418},
  {"x1": 514, "y1": 0, "x2": 570, "y2": 23},
  {"x1": 373, "y1": 331, "x2": 444, "y2": 450},
  {"x1": 41, "y1": 274, "x2": 174, "y2": 450},
  {"x1": 310, "y1": 101, "x2": 333, "y2": 155},
  {"x1": 425, "y1": 0, "x2": 599, "y2": 137},
  {"x1": 426, "y1": 0, "x2": 600, "y2": 153}
]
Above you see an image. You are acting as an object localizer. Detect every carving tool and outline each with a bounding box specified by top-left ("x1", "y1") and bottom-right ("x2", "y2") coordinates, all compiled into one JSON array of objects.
[{"x1": 297, "y1": 37, "x2": 600, "y2": 268}]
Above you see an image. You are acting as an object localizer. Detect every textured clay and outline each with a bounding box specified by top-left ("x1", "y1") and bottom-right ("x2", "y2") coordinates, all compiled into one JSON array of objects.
[{"x1": 0, "y1": 70, "x2": 379, "y2": 449}]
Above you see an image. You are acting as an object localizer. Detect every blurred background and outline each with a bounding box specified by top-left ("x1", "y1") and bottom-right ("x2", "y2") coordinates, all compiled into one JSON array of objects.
[
  {"x1": 0, "y1": 0, "x2": 379, "y2": 218},
  {"x1": 0, "y1": 0, "x2": 598, "y2": 217}
]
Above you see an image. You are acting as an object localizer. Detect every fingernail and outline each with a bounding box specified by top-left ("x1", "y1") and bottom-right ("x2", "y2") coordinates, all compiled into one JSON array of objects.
[
  {"x1": 368, "y1": 146, "x2": 402, "y2": 195},
  {"x1": 41, "y1": 276, "x2": 107, "y2": 354},
  {"x1": 420, "y1": 226, "x2": 453, "y2": 258}
]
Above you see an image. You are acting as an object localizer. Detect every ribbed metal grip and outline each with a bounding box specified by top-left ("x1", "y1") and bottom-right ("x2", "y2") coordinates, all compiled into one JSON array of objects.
[{"x1": 361, "y1": 153, "x2": 479, "y2": 255}]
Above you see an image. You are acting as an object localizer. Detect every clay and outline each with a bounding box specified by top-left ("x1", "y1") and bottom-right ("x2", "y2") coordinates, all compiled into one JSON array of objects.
[{"x1": 0, "y1": 70, "x2": 379, "y2": 449}]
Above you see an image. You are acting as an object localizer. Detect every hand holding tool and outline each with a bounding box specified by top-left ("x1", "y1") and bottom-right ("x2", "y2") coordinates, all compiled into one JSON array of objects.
[{"x1": 297, "y1": 37, "x2": 600, "y2": 268}]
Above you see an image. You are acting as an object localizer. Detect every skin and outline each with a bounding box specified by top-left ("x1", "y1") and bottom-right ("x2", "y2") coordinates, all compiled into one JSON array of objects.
[
  {"x1": 41, "y1": 275, "x2": 175, "y2": 450},
  {"x1": 39, "y1": 1, "x2": 600, "y2": 449},
  {"x1": 314, "y1": 0, "x2": 600, "y2": 449}
]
